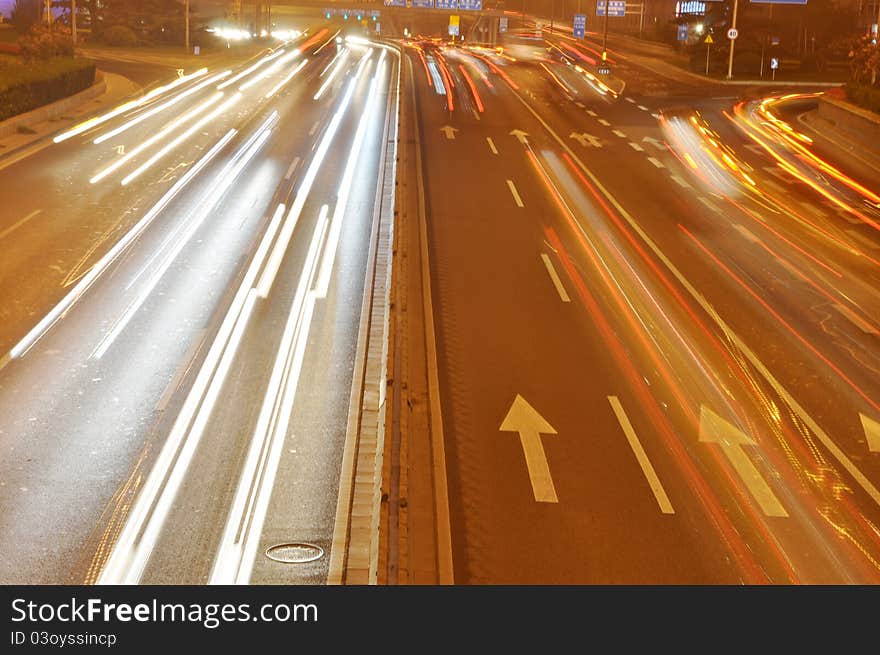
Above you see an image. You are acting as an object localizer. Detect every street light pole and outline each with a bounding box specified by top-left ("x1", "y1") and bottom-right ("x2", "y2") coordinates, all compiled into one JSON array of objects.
[
  {"x1": 185, "y1": 0, "x2": 190, "y2": 52},
  {"x1": 726, "y1": 0, "x2": 739, "y2": 79},
  {"x1": 602, "y1": 0, "x2": 610, "y2": 60},
  {"x1": 71, "y1": 0, "x2": 76, "y2": 46}
]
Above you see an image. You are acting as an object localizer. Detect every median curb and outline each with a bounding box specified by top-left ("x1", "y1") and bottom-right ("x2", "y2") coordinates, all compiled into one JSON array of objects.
[
  {"x1": 327, "y1": 46, "x2": 400, "y2": 585},
  {"x1": 373, "y1": 47, "x2": 454, "y2": 585}
]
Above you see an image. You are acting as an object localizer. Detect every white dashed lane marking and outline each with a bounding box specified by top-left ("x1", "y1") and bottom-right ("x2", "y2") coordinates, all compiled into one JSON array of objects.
[{"x1": 507, "y1": 179, "x2": 525, "y2": 207}]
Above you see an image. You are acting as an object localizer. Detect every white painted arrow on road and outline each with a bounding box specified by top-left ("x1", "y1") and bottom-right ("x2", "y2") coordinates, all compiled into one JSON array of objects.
[
  {"x1": 500, "y1": 395, "x2": 558, "y2": 503},
  {"x1": 699, "y1": 405, "x2": 788, "y2": 518},
  {"x1": 861, "y1": 413, "x2": 880, "y2": 453},
  {"x1": 569, "y1": 132, "x2": 602, "y2": 148},
  {"x1": 440, "y1": 125, "x2": 458, "y2": 140},
  {"x1": 642, "y1": 136, "x2": 664, "y2": 150},
  {"x1": 510, "y1": 129, "x2": 529, "y2": 145}
]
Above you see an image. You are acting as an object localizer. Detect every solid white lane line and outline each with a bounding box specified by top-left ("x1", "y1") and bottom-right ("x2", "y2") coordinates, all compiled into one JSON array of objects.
[
  {"x1": 540, "y1": 253, "x2": 571, "y2": 302},
  {"x1": 612, "y1": 129, "x2": 626, "y2": 138},
  {"x1": 0, "y1": 209, "x2": 41, "y2": 241},
  {"x1": 647, "y1": 156, "x2": 664, "y2": 168},
  {"x1": 507, "y1": 179, "x2": 524, "y2": 207},
  {"x1": 608, "y1": 396, "x2": 675, "y2": 514},
  {"x1": 284, "y1": 156, "x2": 300, "y2": 181},
  {"x1": 628, "y1": 141, "x2": 644, "y2": 151},
  {"x1": 487, "y1": 136, "x2": 498, "y2": 154}
]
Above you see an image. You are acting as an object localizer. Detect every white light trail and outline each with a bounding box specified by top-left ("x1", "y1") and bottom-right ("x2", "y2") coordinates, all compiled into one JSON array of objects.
[
  {"x1": 217, "y1": 49, "x2": 285, "y2": 90},
  {"x1": 313, "y1": 49, "x2": 350, "y2": 100},
  {"x1": 238, "y1": 50, "x2": 299, "y2": 91},
  {"x1": 264, "y1": 59, "x2": 308, "y2": 99},
  {"x1": 93, "y1": 70, "x2": 232, "y2": 144},
  {"x1": 90, "y1": 92, "x2": 224, "y2": 185},
  {"x1": 92, "y1": 114, "x2": 276, "y2": 359},
  {"x1": 121, "y1": 93, "x2": 242, "y2": 186},
  {"x1": 54, "y1": 68, "x2": 208, "y2": 143},
  {"x1": 8, "y1": 131, "x2": 235, "y2": 360}
]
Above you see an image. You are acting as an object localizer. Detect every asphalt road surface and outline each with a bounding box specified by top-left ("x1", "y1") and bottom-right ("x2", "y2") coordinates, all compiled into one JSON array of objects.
[
  {"x1": 2, "y1": 8, "x2": 879, "y2": 585},
  {"x1": 0, "y1": 20, "x2": 399, "y2": 584},
  {"x1": 404, "y1": 18, "x2": 880, "y2": 583}
]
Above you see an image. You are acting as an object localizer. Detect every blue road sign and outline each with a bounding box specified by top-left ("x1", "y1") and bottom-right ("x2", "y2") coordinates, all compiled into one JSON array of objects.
[
  {"x1": 499, "y1": 16, "x2": 509, "y2": 32},
  {"x1": 449, "y1": 23, "x2": 460, "y2": 35},
  {"x1": 412, "y1": 0, "x2": 434, "y2": 6},
  {"x1": 596, "y1": 0, "x2": 625, "y2": 17},
  {"x1": 458, "y1": 0, "x2": 483, "y2": 9},
  {"x1": 677, "y1": 23, "x2": 689, "y2": 41},
  {"x1": 750, "y1": 0, "x2": 807, "y2": 4},
  {"x1": 573, "y1": 13, "x2": 586, "y2": 38},
  {"x1": 435, "y1": 0, "x2": 457, "y2": 8},
  {"x1": 385, "y1": 0, "x2": 406, "y2": 6}
]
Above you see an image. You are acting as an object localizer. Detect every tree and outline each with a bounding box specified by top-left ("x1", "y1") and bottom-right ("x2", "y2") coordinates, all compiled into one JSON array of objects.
[{"x1": 10, "y1": 0, "x2": 41, "y2": 35}]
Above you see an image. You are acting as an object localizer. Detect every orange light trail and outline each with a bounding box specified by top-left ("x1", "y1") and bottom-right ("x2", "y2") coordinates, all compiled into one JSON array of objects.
[
  {"x1": 533, "y1": 151, "x2": 798, "y2": 582},
  {"x1": 680, "y1": 223, "x2": 880, "y2": 416},
  {"x1": 458, "y1": 64, "x2": 484, "y2": 113}
]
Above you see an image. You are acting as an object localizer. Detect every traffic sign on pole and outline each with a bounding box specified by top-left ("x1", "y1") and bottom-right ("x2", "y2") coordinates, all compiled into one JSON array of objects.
[
  {"x1": 573, "y1": 13, "x2": 586, "y2": 38},
  {"x1": 727, "y1": 27, "x2": 738, "y2": 39},
  {"x1": 500, "y1": 16, "x2": 509, "y2": 32},
  {"x1": 596, "y1": 0, "x2": 625, "y2": 17},
  {"x1": 677, "y1": 23, "x2": 689, "y2": 41}
]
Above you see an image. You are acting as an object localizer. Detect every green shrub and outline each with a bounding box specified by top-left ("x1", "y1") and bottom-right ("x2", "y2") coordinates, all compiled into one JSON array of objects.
[
  {"x1": 18, "y1": 25, "x2": 74, "y2": 62},
  {"x1": 102, "y1": 25, "x2": 138, "y2": 47},
  {"x1": 844, "y1": 83, "x2": 880, "y2": 115},
  {"x1": 0, "y1": 56, "x2": 96, "y2": 121}
]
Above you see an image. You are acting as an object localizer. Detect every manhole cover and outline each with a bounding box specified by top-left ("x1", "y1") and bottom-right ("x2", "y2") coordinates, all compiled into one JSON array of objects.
[{"x1": 265, "y1": 542, "x2": 324, "y2": 564}]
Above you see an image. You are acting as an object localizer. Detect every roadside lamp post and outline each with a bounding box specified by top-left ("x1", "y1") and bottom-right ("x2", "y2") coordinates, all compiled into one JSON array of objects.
[{"x1": 726, "y1": 0, "x2": 739, "y2": 79}]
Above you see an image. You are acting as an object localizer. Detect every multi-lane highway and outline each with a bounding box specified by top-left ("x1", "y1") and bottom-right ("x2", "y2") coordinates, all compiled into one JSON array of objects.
[
  {"x1": 2, "y1": 6, "x2": 879, "y2": 586},
  {"x1": 0, "y1": 21, "x2": 399, "y2": 584},
  {"x1": 399, "y1": 16, "x2": 880, "y2": 583}
]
